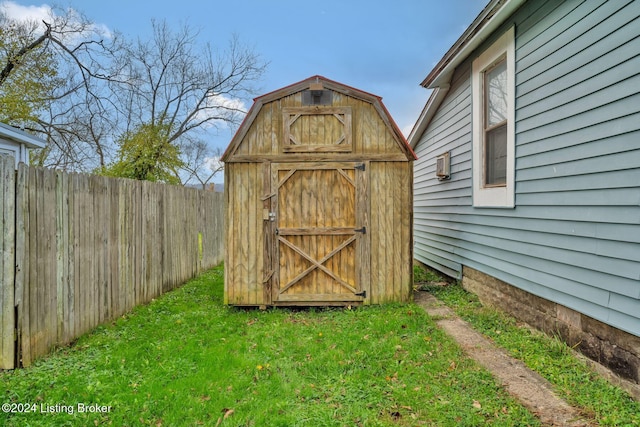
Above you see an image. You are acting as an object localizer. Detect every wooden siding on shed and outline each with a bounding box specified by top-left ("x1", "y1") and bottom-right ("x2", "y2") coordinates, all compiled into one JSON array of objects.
[
  {"x1": 413, "y1": 0, "x2": 640, "y2": 336},
  {"x1": 232, "y1": 92, "x2": 406, "y2": 159},
  {"x1": 369, "y1": 161, "x2": 413, "y2": 303},
  {"x1": 224, "y1": 163, "x2": 265, "y2": 306},
  {"x1": 225, "y1": 76, "x2": 414, "y2": 306}
]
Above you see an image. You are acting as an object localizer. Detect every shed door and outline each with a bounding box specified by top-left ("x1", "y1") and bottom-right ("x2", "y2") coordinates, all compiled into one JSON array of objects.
[{"x1": 272, "y1": 162, "x2": 367, "y2": 304}]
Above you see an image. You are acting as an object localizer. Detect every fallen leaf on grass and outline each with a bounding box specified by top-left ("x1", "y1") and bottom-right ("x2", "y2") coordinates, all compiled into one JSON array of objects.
[
  {"x1": 472, "y1": 400, "x2": 482, "y2": 409},
  {"x1": 215, "y1": 408, "x2": 234, "y2": 427}
]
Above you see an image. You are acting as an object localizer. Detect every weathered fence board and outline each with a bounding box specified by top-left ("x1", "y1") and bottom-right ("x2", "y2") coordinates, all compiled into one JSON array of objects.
[
  {"x1": 1, "y1": 155, "x2": 16, "y2": 369},
  {"x1": 1, "y1": 162, "x2": 224, "y2": 369}
]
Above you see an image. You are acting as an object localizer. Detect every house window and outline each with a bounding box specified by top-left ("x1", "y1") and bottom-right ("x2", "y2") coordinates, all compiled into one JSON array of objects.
[
  {"x1": 0, "y1": 146, "x2": 20, "y2": 168},
  {"x1": 484, "y1": 59, "x2": 507, "y2": 186},
  {"x1": 472, "y1": 26, "x2": 515, "y2": 207}
]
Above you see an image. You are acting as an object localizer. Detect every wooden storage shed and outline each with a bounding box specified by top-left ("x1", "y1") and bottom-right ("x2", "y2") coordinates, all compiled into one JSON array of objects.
[{"x1": 222, "y1": 76, "x2": 416, "y2": 306}]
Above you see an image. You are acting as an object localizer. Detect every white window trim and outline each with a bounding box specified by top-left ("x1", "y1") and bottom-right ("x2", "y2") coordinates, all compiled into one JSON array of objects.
[
  {"x1": 472, "y1": 26, "x2": 515, "y2": 208},
  {"x1": 0, "y1": 144, "x2": 20, "y2": 168}
]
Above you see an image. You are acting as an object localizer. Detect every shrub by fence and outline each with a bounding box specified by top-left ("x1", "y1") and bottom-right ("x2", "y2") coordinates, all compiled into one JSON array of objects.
[{"x1": 1, "y1": 155, "x2": 224, "y2": 369}]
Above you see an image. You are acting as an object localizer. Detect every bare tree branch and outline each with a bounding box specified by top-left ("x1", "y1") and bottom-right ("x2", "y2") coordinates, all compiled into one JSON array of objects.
[
  {"x1": 0, "y1": 21, "x2": 50, "y2": 86},
  {"x1": 1, "y1": 11, "x2": 266, "y2": 176}
]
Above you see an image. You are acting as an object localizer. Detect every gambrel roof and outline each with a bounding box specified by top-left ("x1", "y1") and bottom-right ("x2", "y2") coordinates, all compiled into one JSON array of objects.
[{"x1": 222, "y1": 75, "x2": 416, "y2": 161}]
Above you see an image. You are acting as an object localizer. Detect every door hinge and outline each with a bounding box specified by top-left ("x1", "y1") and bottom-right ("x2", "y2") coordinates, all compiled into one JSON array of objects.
[
  {"x1": 355, "y1": 290, "x2": 366, "y2": 298},
  {"x1": 354, "y1": 226, "x2": 366, "y2": 234},
  {"x1": 355, "y1": 163, "x2": 365, "y2": 171}
]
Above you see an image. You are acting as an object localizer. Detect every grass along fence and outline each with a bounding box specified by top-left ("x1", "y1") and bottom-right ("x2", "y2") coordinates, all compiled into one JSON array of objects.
[{"x1": 0, "y1": 155, "x2": 224, "y2": 369}]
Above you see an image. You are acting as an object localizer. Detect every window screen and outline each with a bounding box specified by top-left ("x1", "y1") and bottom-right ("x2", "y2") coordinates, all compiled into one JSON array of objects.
[{"x1": 483, "y1": 59, "x2": 507, "y2": 186}]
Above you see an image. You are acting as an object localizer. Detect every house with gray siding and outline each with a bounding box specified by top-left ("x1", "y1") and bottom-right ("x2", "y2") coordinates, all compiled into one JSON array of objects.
[
  {"x1": 0, "y1": 122, "x2": 47, "y2": 168},
  {"x1": 409, "y1": 0, "x2": 640, "y2": 386}
]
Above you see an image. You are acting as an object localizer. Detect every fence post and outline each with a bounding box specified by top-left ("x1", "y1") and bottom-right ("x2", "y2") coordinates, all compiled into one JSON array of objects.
[
  {"x1": 3, "y1": 165, "x2": 226, "y2": 369},
  {"x1": 0, "y1": 155, "x2": 16, "y2": 369}
]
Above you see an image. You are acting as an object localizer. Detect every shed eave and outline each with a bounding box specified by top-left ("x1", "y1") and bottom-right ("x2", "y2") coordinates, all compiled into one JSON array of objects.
[
  {"x1": 0, "y1": 122, "x2": 47, "y2": 149},
  {"x1": 220, "y1": 99, "x2": 263, "y2": 162}
]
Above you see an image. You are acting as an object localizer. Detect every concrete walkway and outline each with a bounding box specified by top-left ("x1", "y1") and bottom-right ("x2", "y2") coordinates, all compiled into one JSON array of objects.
[{"x1": 414, "y1": 291, "x2": 594, "y2": 427}]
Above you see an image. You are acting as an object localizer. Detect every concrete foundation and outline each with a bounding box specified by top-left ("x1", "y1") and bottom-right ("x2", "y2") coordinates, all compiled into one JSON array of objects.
[{"x1": 460, "y1": 266, "x2": 640, "y2": 398}]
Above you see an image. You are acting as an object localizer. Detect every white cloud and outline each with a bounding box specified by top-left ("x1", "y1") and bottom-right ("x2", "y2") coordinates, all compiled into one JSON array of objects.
[
  {"x1": 401, "y1": 123, "x2": 414, "y2": 138},
  {"x1": 0, "y1": 0, "x2": 112, "y2": 39},
  {"x1": 197, "y1": 93, "x2": 248, "y2": 130},
  {"x1": 0, "y1": 1, "x2": 50, "y2": 22},
  {"x1": 204, "y1": 155, "x2": 223, "y2": 173},
  {"x1": 207, "y1": 94, "x2": 246, "y2": 114}
]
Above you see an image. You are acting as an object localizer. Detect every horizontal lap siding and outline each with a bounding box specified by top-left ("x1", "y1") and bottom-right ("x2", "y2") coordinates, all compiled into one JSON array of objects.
[
  {"x1": 413, "y1": 0, "x2": 640, "y2": 336},
  {"x1": 515, "y1": 0, "x2": 640, "y2": 333},
  {"x1": 413, "y1": 62, "x2": 472, "y2": 278}
]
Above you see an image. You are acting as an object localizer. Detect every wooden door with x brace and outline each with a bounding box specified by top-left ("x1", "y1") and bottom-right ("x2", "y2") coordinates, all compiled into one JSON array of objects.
[{"x1": 270, "y1": 162, "x2": 368, "y2": 304}]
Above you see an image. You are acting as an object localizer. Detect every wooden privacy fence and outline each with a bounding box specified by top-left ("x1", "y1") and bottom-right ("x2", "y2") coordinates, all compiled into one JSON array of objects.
[{"x1": 1, "y1": 155, "x2": 224, "y2": 369}]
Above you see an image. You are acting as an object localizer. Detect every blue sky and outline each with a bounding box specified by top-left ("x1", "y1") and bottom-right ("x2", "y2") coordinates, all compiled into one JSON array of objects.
[{"x1": 3, "y1": 0, "x2": 487, "y2": 165}]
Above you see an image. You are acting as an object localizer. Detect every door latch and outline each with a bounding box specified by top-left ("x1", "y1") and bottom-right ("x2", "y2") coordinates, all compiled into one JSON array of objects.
[
  {"x1": 355, "y1": 290, "x2": 366, "y2": 298},
  {"x1": 354, "y1": 226, "x2": 366, "y2": 234},
  {"x1": 268, "y1": 212, "x2": 276, "y2": 222}
]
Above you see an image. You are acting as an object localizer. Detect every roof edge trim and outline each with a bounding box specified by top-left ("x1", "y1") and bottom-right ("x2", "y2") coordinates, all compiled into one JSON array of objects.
[
  {"x1": 408, "y1": 85, "x2": 450, "y2": 149},
  {"x1": 0, "y1": 122, "x2": 47, "y2": 149},
  {"x1": 421, "y1": 0, "x2": 525, "y2": 89}
]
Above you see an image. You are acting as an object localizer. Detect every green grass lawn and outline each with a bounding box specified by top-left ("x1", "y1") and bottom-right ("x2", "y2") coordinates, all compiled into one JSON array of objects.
[
  {"x1": 420, "y1": 276, "x2": 640, "y2": 427},
  {"x1": 1, "y1": 265, "x2": 539, "y2": 426}
]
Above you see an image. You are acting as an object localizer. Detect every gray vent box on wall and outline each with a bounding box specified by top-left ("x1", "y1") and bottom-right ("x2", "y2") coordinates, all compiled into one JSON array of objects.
[{"x1": 436, "y1": 152, "x2": 450, "y2": 180}]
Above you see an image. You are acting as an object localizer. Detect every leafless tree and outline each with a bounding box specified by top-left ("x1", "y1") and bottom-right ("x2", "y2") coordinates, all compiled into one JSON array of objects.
[
  {"x1": 180, "y1": 138, "x2": 224, "y2": 189},
  {"x1": 106, "y1": 21, "x2": 265, "y2": 177},
  {"x1": 2, "y1": 9, "x2": 266, "y2": 174},
  {"x1": 1, "y1": 6, "x2": 122, "y2": 170}
]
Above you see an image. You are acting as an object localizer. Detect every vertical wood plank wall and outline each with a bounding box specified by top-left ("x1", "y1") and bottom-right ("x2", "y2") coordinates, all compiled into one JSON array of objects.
[
  {"x1": 225, "y1": 160, "x2": 413, "y2": 305},
  {"x1": 224, "y1": 162, "x2": 264, "y2": 306},
  {"x1": 224, "y1": 81, "x2": 414, "y2": 306},
  {"x1": 1, "y1": 155, "x2": 16, "y2": 368},
  {"x1": 369, "y1": 161, "x2": 413, "y2": 304},
  {"x1": 1, "y1": 157, "x2": 225, "y2": 368}
]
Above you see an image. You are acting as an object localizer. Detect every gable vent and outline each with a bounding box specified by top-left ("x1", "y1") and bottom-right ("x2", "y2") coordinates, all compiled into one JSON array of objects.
[{"x1": 302, "y1": 89, "x2": 332, "y2": 106}]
